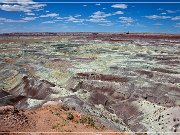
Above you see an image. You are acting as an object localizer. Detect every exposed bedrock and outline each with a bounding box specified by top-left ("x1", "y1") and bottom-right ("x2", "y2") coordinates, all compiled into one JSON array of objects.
[
  {"x1": 9, "y1": 76, "x2": 56, "y2": 100},
  {"x1": 71, "y1": 72, "x2": 179, "y2": 107},
  {"x1": 64, "y1": 71, "x2": 180, "y2": 132},
  {"x1": 0, "y1": 76, "x2": 57, "y2": 109},
  {"x1": 75, "y1": 72, "x2": 129, "y2": 83},
  {"x1": 60, "y1": 95, "x2": 131, "y2": 131}
]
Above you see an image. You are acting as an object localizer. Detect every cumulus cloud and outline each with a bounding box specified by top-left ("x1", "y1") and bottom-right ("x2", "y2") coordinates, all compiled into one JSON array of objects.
[
  {"x1": 161, "y1": 13, "x2": 166, "y2": 15},
  {"x1": 65, "y1": 16, "x2": 85, "y2": 23},
  {"x1": 51, "y1": 15, "x2": 85, "y2": 23},
  {"x1": 171, "y1": 16, "x2": 180, "y2": 20},
  {"x1": 26, "y1": 12, "x2": 35, "y2": 15},
  {"x1": 95, "y1": 3, "x2": 101, "y2": 6},
  {"x1": 166, "y1": 10, "x2": 178, "y2": 13},
  {"x1": 90, "y1": 11, "x2": 111, "y2": 19},
  {"x1": 74, "y1": 14, "x2": 81, "y2": 17},
  {"x1": 89, "y1": 18, "x2": 110, "y2": 23},
  {"x1": 22, "y1": 16, "x2": 37, "y2": 20},
  {"x1": 119, "y1": 17, "x2": 134, "y2": 26},
  {"x1": 111, "y1": 4, "x2": 127, "y2": 9},
  {"x1": 119, "y1": 17, "x2": 134, "y2": 23},
  {"x1": 0, "y1": 16, "x2": 37, "y2": 24},
  {"x1": 0, "y1": 17, "x2": 26, "y2": 22},
  {"x1": 0, "y1": 4, "x2": 31, "y2": 12},
  {"x1": 0, "y1": 0, "x2": 46, "y2": 12},
  {"x1": 0, "y1": 0, "x2": 35, "y2": 5},
  {"x1": 6, "y1": 19, "x2": 26, "y2": 22},
  {"x1": 113, "y1": 11, "x2": 124, "y2": 15},
  {"x1": 31, "y1": 3, "x2": 45, "y2": 9},
  {"x1": 88, "y1": 11, "x2": 112, "y2": 24},
  {"x1": 145, "y1": 15, "x2": 171, "y2": 19},
  {"x1": 40, "y1": 13, "x2": 59, "y2": 17},
  {"x1": 174, "y1": 23, "x2": 180, "y2": 28},
  {"x1": 0, "y1": 17, "x2": 7, "y2": 21},
  {"x1": 56, "y1": 17, "x2": 64, "y2": 20}
]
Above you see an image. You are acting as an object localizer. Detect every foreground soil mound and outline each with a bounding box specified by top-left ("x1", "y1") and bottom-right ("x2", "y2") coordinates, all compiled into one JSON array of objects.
[{"x1": 0, "y1": 105, "x2": 127, "y2": 135}]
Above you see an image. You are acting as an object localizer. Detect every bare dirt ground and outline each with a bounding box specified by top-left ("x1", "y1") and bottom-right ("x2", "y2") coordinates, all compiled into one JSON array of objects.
[{"x1": 0, "y1": 105, "x2": 127, "y2": 135}]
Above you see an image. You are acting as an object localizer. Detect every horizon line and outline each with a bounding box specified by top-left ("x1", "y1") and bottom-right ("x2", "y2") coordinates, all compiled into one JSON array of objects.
[{"x1": 1, "y1": 32, "x2": 180, "y2": 35}]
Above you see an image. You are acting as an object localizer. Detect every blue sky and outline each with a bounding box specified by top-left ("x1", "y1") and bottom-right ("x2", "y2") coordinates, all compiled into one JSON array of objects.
[{"x1": 0, "y1": 0, "x2": 180, "y2": 33}]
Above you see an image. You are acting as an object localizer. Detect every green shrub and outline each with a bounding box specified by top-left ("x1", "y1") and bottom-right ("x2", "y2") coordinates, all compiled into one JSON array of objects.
[
  {"x1": 80, "y1": 115, "x2": 95, "y2": 127},
  {"x1": 67, "y1": 112, "x2": 74, "y2": 120}
]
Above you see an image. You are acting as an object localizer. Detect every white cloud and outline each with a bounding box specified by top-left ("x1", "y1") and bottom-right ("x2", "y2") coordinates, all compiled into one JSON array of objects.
[
  {"x1": 119, "y1": 17, "x2": 134, "y2": 23},
  {"x1": 111, "y1": 4, "x2": 127, "y2": 9},
  {"x1": 88, "y1": 11, "x2": 114, "y2": 23},
  {"x1": 54, "y1": 15, "x2": 85, "y2": 23},
  {"x1": 0, "y1": 0, "x2": 35, "y2": 5},
  {"x1": 171, "y1": 16, "x2": 180, "y2": 20},
  {"x1": 0, "y1": 0, "x2": 46, "y2": 12},
  {"x1": 99, "y1": 22, "x2": 115, "y2": 26},
  {"x1": 0, "y1": 17, "x2": 7, "y2": 21},
  {"x1": 56, "y1": 17, "x2": 64, "y2": 20},
  {"x1": 90, "y1": 11, "x2": 111, "y2": 19},
  {"x1": 120, "y1": 23, "x2": 132, "y2": 27},
  {"x1": 157, "y1": 8, "x2": 163, "y2": 11},
  {"x1": 83, "y1": 5, "x2": 87, "y2": 7},
  {"x1": 23, "y1": 16, "x2": 37, "y2": 20},
  {"x1": 46, "y1": 10, "x2": 49, "y2": 12},
  {"x1": 166, "y1": 10, "x2": 177, "y2": 13},
  {"x1": 0, "y1": 4, "x2": 31, "y2": 12},
  {"x1": 40, "y1": 13, "x2": 59, "y2": 17},
  {"x1": 42, "y1": 21, "x2": 55, "y2": 24},
  {"x1": 145, "y1": 15, "x2": 171, "y2": 19},
  {"x1": 174, "y1": 23, "x2": 180, "y2": 28},
  {"x1": 31, "y1": 4, "x2": 45, "y2": 9},
  {"x1": 113, "y1": 11, "x2": 124, "y2": 15},
  {"x1": 74, "y1": 14, "x2": 81, "y2": 17},
  {"x1": 161, "y1": 13, "x2": 166, "y2": 15},
  {"x1": 95, "y1": 3, "x2": 101, "y2": 6},
  {"x1": 6, "y1": 19, "x2": 26, "y2": 22},
  {"x1": 0, "y1": 17, "x2": 26, "y2": 22},
  {"x1": 0, "y1": 16, "x2": 36, "y2": 24},
  {"x1": 89, "y1": 18, "x2": 110, "y2": 23},
  {"x1": 26, "y1": 12, "x2": 35, "y2": 15},
  {"x1": 65, "y1": 16, "x2": 85, "y2": 23}
]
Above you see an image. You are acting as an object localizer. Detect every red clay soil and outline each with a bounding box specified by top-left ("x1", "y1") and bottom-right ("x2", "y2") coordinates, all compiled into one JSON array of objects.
[{"x1": 0, "y1": 105, "x2": 128, "y2": 135}]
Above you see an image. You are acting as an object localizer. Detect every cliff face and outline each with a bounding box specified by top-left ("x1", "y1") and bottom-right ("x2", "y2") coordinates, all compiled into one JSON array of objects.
[{"x1": 0, "y1": 33, "x2": 180, "y2": 133}]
